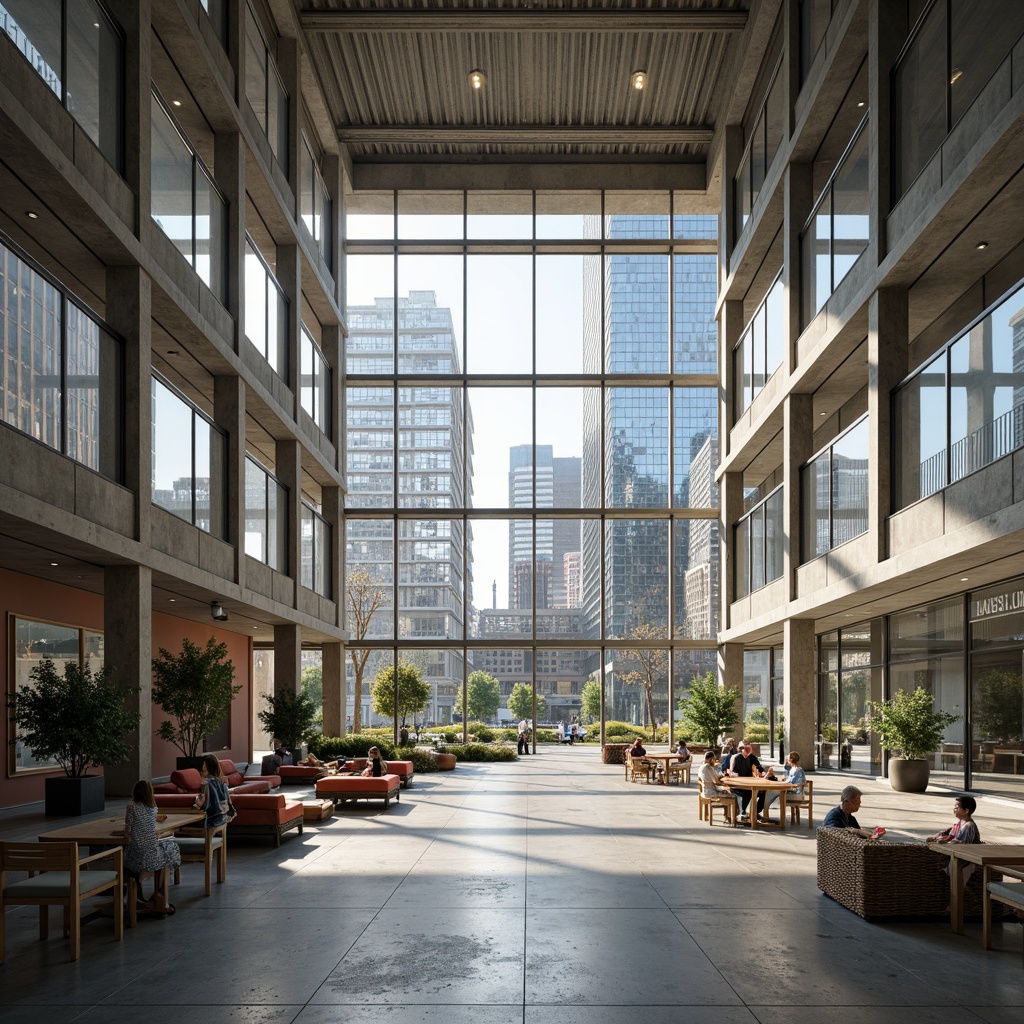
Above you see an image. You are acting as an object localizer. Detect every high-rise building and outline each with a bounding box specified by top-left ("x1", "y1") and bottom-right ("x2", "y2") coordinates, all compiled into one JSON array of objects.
[
  {"x1": 508, "y1": 444, "x2": 581, "y2": 609},
  {"x1": 345, "y1": 291, "x2": 471, "y2": 724}
]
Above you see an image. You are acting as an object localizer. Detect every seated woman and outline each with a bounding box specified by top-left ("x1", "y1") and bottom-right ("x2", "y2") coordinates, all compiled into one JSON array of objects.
[
  {"x1": 361, "y1": 746, "x2": 389, "y2": 777},
  {"x1": 673, "y1": 740, "x2": 691, "y2": 761},
  {"x1": 628, "y1": 736, "x2": 647, "y2": 758},
  {"x1": 698, "y1": 750, "x2": 740, "y2": 821},
  {"x1": 123, "y1": 779, "x2": 182, "y2": 908}
]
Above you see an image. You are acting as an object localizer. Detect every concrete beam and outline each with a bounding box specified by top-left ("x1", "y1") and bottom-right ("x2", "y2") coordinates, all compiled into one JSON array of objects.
[{"x1": 340, "y1": 126, "x2": 714, "y2": 146}]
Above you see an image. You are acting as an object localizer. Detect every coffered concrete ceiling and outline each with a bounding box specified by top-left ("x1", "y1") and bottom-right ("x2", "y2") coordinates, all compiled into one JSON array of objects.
[{"x1": 299, "y1": 0, "x2": 768, "y2": 195}]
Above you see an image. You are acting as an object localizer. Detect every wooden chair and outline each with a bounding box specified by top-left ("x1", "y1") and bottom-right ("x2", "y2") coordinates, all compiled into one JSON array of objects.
[
  {"x1": 666, "y1": 759, "x2": 691, "y2": 785},
  {"x1": 173, "y1": 822, "x2": 227, "y2": 897},
  {"x1": 625, "y1": 751, "x2": 652, "y2": 783},
  {"x1": 982, "y1": 864, "x2": 1024, "y2": 958},
  {"x1": 698, "y1": 777, "x2": 736, "y2": 827},
  {"x1": 787, "y1": 779, "x2": 814, "y2": 828},
  {"x1": 0, "y1": 841, "x2": 123, "y2": 963}
]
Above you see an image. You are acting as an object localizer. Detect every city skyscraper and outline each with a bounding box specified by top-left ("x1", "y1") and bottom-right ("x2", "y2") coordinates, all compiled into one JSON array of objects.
[{"x1": 345, "y1": 290, "x2": 471, "y2": 724}]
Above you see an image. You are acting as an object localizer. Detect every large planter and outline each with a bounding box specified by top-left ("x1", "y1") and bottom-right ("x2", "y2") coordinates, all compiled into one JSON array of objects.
[
  {"x1": 45, "y1": 774, "x2": 105, "y2": 816},
  {"x1": 435, "y1": 753, "x2": 457, "y2": 770},
  {"x1": 888, "y1": 757, "x2": 930, "y2": 793}
]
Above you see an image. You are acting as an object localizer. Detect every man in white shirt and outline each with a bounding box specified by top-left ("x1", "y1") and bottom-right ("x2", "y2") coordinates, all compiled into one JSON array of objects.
[{"x1": 518, "y1": 719, "x2": 530, "y2": 755}]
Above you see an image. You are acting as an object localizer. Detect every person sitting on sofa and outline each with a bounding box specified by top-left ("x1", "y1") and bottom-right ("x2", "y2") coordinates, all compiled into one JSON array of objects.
[
  {"x1": 361, "y1": 746, "x2": 388, "y2": 777},
  {"x1": 821, "y1": 785, "x2": 874, "y2": 838},
  {"x1": 926, "y1": 794, "x2": 980, "y2": 845},
  {"x1": 272, "y1": 738, "x2": 294, "y2": 766},
  {"x1": 301, "y1": 753, "x2": 341, "y2": 770}
]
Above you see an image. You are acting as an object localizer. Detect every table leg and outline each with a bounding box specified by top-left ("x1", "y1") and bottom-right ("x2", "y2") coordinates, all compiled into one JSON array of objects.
[
  {"x1": 748, "y1": 794, "x2": 759, "y2": 829},
  {"x1": 950, "y1": 857, "x2": 965, "y2": 935},
  {"x1": 779, "y1": 791, "x2": 787, "y2": 830}
]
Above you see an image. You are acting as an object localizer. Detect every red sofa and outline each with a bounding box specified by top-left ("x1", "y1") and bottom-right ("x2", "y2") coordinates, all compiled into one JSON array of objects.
[
  {"x1": 278, "y1": 758, "x2": 414, "y2": 787},
  {"x1": 154, "y1": 791, "x2": 304, "y2": 846},
  {"x1": 315, "y1": 773, "x2": 401, "y2": 808},
  {"x1": 153, "y1": 759, "x2": 280, "y2": 795}
]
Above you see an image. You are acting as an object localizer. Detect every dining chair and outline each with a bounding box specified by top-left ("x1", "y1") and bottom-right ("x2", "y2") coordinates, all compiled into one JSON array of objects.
[
  {"x1": 698, "y1": 777, "x2": 736, "y2": 827},
  {"x1": 666, "y1": 759, "x2": 691, "y2": 785},
  {"x1": 787, "y1": 778, "x2": 813, "y2": 828},
  {"x1": 173, "y1": 822, "x2": 228, "y2": 897},
  {"x1": 0, "y1": 841, "x2": 123, "y2": 963}
]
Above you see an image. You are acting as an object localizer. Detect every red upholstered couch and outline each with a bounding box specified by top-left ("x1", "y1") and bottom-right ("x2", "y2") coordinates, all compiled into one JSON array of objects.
[
  {"x1": 154, "y1": 791, "x2": 304, "y2": 846},
  {"x1": 315, "y1": 773, "x2": 401, "y2": 808},
  {"x1": 278, "y1": 758, "x2": 414, "y2": 787},
  {"x1": 153, "y1": 759, "x2": 280, "y2": 795}
]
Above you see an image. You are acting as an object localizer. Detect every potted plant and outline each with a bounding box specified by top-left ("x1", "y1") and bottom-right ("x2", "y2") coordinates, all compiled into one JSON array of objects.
[
  {"x1": 257, "y1": 687, "x2": 319, "y2": 757},
  {"x1": 9, "y1": 658, "x2": 140, "y2": 816},
  {"x1": 868, "y1": 686, "x2": 960, "y2": 793},
  {"x1": 152, "y1": 637, "x2": 240, "y2": 769}
]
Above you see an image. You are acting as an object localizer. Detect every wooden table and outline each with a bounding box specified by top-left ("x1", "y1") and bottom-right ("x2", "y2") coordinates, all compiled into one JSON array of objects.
[
  {"x1": 927, "y1": 842, "x2": 1024, "y2": 934},
  {"x1": 992, "y1": 749, "x2": 1024, "y2": 774},
  {"x1": 39, "y1": 810, "x2": 207, "y2": 914},
  {"x1": 639, "y1": 752, "x2": 690, "y2": 785},
  {"x1": 721, "y1": 776, "x2": 798, "y2": 829}
]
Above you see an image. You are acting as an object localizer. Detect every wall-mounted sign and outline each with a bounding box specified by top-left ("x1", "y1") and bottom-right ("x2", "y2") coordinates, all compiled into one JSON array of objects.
[{"x1": 969, "y1": 579, "x2": 1024, "y2": 622}]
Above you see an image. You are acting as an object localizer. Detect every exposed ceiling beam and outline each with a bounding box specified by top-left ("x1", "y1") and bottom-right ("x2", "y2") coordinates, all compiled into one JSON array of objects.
[
  {"x1": 349, "y1": 160, "x2": 707, "y2": 193},
  {"x1": 301, "y1": 7, "x2": 748, "y2": 34},
  {"x1": 339, "y1": 125, "x2": 715, "y2": 146}
]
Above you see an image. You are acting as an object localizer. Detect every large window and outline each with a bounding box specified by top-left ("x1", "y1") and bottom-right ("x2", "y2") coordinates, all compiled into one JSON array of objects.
[
  {"x1": 245, "y1": 3, "x2": 288, "y2": 173},
  {"x1": 244, "y1": 236, "x2": 289, "y2": 378},
  {"x1": 344, "y1": 192, "x2": 719, "y2": 729},
  {"x1": 734, "y1": 60, "x2": 785, "y2": 239},
  {"x1": 0, "y1": 237, "x2": 123, "y2": 480},
  {"x1": 151, "y1": 91, "x2": 227, "y2": 304},
  {"x1": 734, "y1": 486, "x2": 784, "y2": 598},
  {"x1": 801, "y1": 118, "x2": 869, "y2": 326},
  {"x1": 733, "y1": 272, "x2": 784, "y2": 418},
  {"x1": 0, "y1": 0, "x2": 123, "y2": 171},
  {"x1": 245, "y1": 455, "x2": 288, "y2": 571},
  {"x1": 300, "y1": 135, "x2": 332, "y2": 267},
  {"x1": 151, "y1": 376, "x2": 227, "y2": 537},
  {"x1": 8, "y1": 617, "x2": 103, "y2": 775},
  {"x1": 301, "y1": 502, "x2": 331, "y2": 597},
  {"x1": 894, "y1": 276, "x2": 1024, "y2": 510},
  {"x1": 300, "y1": 322, "x2": 330, "y2": 432},
  {"x1": 801, "y1": 415, "x2": 869, "y2": 560},
  {"x1": 893, "y1": 1, "x2": 1024, "y2": 200},
  {"x1": 199, "y1": 0, "x2": 227, "y2": 47}
]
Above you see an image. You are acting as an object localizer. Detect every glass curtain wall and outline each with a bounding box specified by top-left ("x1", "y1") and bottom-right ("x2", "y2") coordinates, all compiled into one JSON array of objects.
[{"x1": 344, "y1": 192, "x2": 719, "y2": 735}]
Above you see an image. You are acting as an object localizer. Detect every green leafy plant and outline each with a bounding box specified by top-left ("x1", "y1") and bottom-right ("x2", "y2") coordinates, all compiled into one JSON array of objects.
[
  {"x1": 677, "y1": 671, "x2": 740, "y2": 746},
  {"x1": 507, "y1": 682, "x2": 546, "y2": 722},
  {"x1": 10, "y1": 659, "x2": 140, "y2": 777},
  {"x1": 436, "y1": 743, "x2": 518, "y2": 762},
  {"x1": 371, "y1": 663, "x2": 431, "y2": 729},
  {"x1": 581, "y1": 677, "x2": 601, "y2": 723},
  {"x1": 868, "y1": 687, "x2": 959, "y2": 761},
  {"x1": 466, "y1": 671, "x2": 501, "y2": 721},
  {"x1": 258, "y1": 688, "x2": 320, "y2": 751},
  {"x1": 152, "y1": 637, "x2": 240, "y2": 759}
]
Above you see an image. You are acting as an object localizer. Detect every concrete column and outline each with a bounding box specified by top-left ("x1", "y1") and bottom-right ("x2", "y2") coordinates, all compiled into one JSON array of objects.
[
  {"x1": 273, "y1": 623, "x2": 302, "y2": 697},
  {"x1": 869, "y1": 0, "x2": 904, "y2": 263},
  {"x1": 720, "y1": 470, "x2": 744, "y2": 630},
  {"x1": 322, "y1": 485, "x2": 343, "y2": 627},
  {"x1": 103, "y1": 565, "x2": 153, "y2": 797},
  {"x1": 783, "y1": 617, "x2": 817, "y2": 771},
  {"x1": 276, "y1": 438, "x2": 302, "y2": 595},
  {"x1": 322, "y1": 152, "x2": 342, "y2": 302},
  {"x1": 215, "y1": 132, "x2": 246, "y2": 337},
  {"x1": 720, "y1": 124, "x2": 744, "y2": 275},
  {"x1": 323, "y1": 322, "x2": 342, "y2": 461},
  {"x1": 719, "y1": 297, "x2": 743, "y2": 458},
  {"x1": 718, "y1": 642, "x2": 744, "y2": 738},
  {"x1": 322, "y1": 641, "x2": 345, "y2": 737},
  {"x1": 107, "y1": 0, "x2": 151, "y2": 232},
  {"x1": 106, "y1": 266, "x2": 152, "y2": 543},
  {"x1": 278, "y1": 36, "x2": 301, "y2": 199},
  {"x1": 868, "y1": 288, "x2": 908, "y2": 561},
  {"x1": 226, "y1": 0, "x2": 246, "y2": 108},
  {"x1": 214, "y1": 375, "x2": 246, "y2": 586},
  {"x1": 783, "y1": 393, "x2": 814, "y2": 601},
  {"x1": 783, "y1": 163, "x2": 813, "y2": 373},
  {"x1": 278, "y1": 244, "x2": 302, "y2": 419}
]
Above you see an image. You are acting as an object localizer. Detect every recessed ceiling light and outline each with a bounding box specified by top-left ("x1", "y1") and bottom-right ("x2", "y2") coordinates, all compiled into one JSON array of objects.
[
  {"x1": 856, "y1": 101, "x2": 865, "y2": 108},
  {"x1": 169, "y1": 598, "x2": 176, "y2": 602},
  {"x1": 468, "y1": 69, "x2": 486, "y2": 90},
  {"x1": 960, "y1": 577, "x2": 969, "y2": 582},
  {"x1": 950, "y1": 67, "x2": 964, "y2": 84},
  {"x1": 26, "y1": 211, "x2": 39, "y2": 219},
  {"x1": 172, "y1": 100, "x2": 182, "y2": 107},
  {"x1": 50, "y1": 561, "x2": 59, "y2": 566},
  {"x1": 819, "y1": 411, "x2": 828, "y2": 417},
  {"x1": 631, "y1": 70, "x2": 648, "y2": 91},
  {"x1": 976, "y1": 241, "x2": 989, "y2": 250}
]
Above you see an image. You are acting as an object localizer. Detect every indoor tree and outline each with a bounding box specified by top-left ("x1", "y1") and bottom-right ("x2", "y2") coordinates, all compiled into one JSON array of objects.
[
  {"x1": 677, "y1": 671, "x2": 740, "y2": 746},
  {"x1": 258, "y1": 687, "x2": 320, "y2": 753}
]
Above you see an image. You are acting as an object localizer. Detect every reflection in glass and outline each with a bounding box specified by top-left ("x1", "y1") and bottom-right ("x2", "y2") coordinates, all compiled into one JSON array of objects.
[
  {"x1": 66, "y1": 1, "x2": 122, "y2": 170},
  {"x1": 605, "y1": 519, "x2": 669, "y2": 638},
  {"x1": 673, "y1": 250, "x2": 718, "y2": 374},
  {"x1": 344, "y1": 520, "x2": 395, "y2": 639},
  {"x1": 535, "y1": 388, "x2": 586, "y2": 506},
  {"x1": 674, "y1": 388, "x2": 717, "y2": 508},
  {"x1": 604, "y1": 253, "x2": 669, "y2": 372},
  {"x1": 151, "y1": 96, "x2": 194, "y2": 269}
]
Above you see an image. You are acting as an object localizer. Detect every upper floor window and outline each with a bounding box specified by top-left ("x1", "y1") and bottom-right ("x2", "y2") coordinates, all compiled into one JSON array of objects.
[
  {"x1": 734, "y1": 60, "x2": 785, "y2": 240},
  {"x1": 151, "y1": 91, "x2": 228, "y2": 304},
  {"x1": 301, "y1": 502, "x2": 331, "y2": 597},
  {"x1": 199, "y1": 0, "x2": 227, "y2": 47},
  {"x1": 301, "y1": 135, "x2": 333, "y2": 267},
  {"x1": 734, "y1": 485, "x2": 784, "y2": 599},
  {"x1": 733, "y1": 272, "x2": 784, "y2": 419},
  {"x1": 893, "y1": 0, "x2": 1024, "y2": 200},
  {"x1": 800, "y1": 116, "x2": 868, "y2": 326},
  {"x1": 151, "y1": 375, "x2": 227, "y2": 537},
  {"x1": 0, "y1": 0, "x2": 123, "y2": 172},
  {"x1": 801, "y1": 415, "x2": 869, "y2": 561},
  {"x1": 245, "y1": 455, "x2": 288, "y2": 571},
  {"x1": 893, "y1": 276, "x2": 1024, "y2": 510},
  {"x1": 244, "y1": 235, "x2": 289, "y2": 379},
  {"x1": 245, "y1": 3, "x2": 288, "y2": 174},
  {"x1": 799, "y1": 0, "x2": 836, "y2": 84},
  {"x1": 300, "y1": 322, "x2": 330, "y2": 433},
  {"x1": 0, "y1": 236, "x2": 123, "y2": 481}
]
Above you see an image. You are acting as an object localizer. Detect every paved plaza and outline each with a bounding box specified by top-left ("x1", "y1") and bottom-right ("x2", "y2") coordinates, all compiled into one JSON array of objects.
[{"x1": 1, "y1": 748, "x2": 1022, "y2": 1024}]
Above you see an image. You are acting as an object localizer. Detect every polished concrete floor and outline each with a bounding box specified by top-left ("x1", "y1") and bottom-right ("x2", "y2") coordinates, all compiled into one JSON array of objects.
[{"x1": 1, "y1": 747, "x2": 1023, "y2": 1024}]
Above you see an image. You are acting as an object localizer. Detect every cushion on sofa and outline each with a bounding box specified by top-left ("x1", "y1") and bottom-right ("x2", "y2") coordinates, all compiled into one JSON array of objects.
[
  {"x1": 316, "y1": 774, "x2": 401, "y2": 798},
  {"x1": 169, "y1": 768, "x2": 203, "y2": 793}
]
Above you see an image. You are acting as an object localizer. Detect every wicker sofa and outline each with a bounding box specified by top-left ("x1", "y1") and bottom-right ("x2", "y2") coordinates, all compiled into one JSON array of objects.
[{"x1": 816, "y1": 827, "x2": 993, "y2": 920}]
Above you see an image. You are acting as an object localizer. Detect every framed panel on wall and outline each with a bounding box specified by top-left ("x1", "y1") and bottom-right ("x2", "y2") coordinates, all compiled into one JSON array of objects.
[{"x1": 7, "y1": 615, "x2": 104, "y2": 776}]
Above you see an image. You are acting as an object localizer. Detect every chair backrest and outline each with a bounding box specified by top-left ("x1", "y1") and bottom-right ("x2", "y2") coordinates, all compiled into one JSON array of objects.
[{"x1": 1, "y1": 841, "x2": 78, "y2": 874}]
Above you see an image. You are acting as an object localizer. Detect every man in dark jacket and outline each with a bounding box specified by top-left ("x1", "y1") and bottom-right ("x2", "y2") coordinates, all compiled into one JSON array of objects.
[{"x1": 725, "y1": 739, "x2": 765, "y2": 821}]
